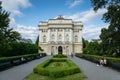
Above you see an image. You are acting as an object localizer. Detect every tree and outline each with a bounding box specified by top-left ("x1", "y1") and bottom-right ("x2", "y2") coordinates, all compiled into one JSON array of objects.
[
  {"x1": 84, "y1": 42, "x2": 101, "y2": 55},
  {"x1": 0, "y1": 2, "x2": 21, "y2": 43},
  {"x1": 35, "y1": 35, "x2": 39, "y2": 45},
  {"x1": 0, "y1": 2, "x2": 21, "y2": 56},
  {"x1": 91, "y1": 0, "x2": 120, "y2": 56},
  {"x1": 82, "y1": 38, "x2": 89, "y2": 48}
]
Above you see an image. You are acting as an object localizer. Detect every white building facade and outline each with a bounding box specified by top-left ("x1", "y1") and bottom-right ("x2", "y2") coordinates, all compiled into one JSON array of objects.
[{"x1": 38, "y1": 16, "x2": 83, "y2": 55}]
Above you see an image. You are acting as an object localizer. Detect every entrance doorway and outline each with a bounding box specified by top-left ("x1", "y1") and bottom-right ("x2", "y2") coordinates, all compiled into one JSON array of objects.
[{"x1": 58, "y1": 46, "x2": 62, "y2": 54}]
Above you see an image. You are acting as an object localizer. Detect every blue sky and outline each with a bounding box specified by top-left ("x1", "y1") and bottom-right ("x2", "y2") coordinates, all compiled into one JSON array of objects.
[{"x1": 1, "y1": 0, "x2": 108, "y2": 42}]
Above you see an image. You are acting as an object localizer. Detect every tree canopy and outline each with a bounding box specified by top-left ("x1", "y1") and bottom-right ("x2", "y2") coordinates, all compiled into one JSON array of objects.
[{"x1": 91, "y1": 0, "x2": 120, "y2": 56}]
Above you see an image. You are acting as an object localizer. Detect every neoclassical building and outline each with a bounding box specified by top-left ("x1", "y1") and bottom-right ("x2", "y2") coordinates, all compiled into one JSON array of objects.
[{"x1": 38, "y1": 16, "x2": 83, "y2": 55}]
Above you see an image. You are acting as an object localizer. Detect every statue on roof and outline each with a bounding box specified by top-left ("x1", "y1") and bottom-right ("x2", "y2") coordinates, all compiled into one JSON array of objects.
[{"x1": 57, "y1": 15, "x2": 64, "y2": 19}]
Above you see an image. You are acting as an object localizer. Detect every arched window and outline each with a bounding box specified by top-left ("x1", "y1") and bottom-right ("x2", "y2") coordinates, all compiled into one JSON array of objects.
[
  {"x1": 74, "y1": 35, "x2": 78, "y2": 42},
  {"x1": 51, "y1": 34, "x2": 55, "y2": 41},
  {"x1": 43, "y1": 35, "x2": 46, "y2": 43},
  {"x1": 66, "y1": 34, "x2": 69, "y2": 42},
  {"x1": 58, "y1": 34, "x2": 62, "y2": 41}
]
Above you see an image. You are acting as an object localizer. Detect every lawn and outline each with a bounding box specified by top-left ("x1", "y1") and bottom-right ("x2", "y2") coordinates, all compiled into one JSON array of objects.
[
  {"x1": 25, "y1": 72, "x2": 86, "y2": 80},
  {"x1": 46, "y1": 62, "x2": 69, "y2": 68}
]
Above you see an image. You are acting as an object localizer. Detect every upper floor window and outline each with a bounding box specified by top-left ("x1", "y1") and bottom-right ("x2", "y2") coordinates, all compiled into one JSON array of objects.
[
  {"x1": 74, "y1": 35, "x2": 78, "y2": 42},
  {"x1": 58, "y1": 29, "x2": 62, "y2": 32},
  {"x1": 66, "y1": 34, "x2": 69, "y2": 42},
  {"x1": 51, "y1": 34, "x2": 55, "y2": 41},
  {"x1": 51, "y1": 29, "x2": 56, "y2": 32},
  {"x1": 65, "y1": 29, "x2": 70, "y2": 32},
  {"x1": 73, "y1": 29, "x2": 79, "y2": 32},
  {"x1": 42, "y1": 29, "x2": 47, "y2": 32},
  {"x1": 58, "y1": 34, "x2": 62, "y2": 41},
  {"x1": 43, "y1": 35, "x2": 46, "y2": 43}
]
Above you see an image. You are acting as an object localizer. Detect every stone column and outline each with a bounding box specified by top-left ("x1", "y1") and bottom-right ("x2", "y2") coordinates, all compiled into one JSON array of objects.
[
  {"x1": 55, "y1": 29, "x2": 57, "y2": 42},
  {"x1": 39, "y1": 29, "x2": 42, "y2": 42},
  {"x1": 70, "y1": 29, "x2": 73, "y2": 42},
  {"x1": 79, "y1": 29, "x2": 82, "y2": 43},
  {"x1": 63, "y1": 29, "x2": 65, "y2": 43},
  {"x1": 48, "y1": 29, "x2": 50, "y2": 42},
  {"x1": 71, "y1": 29, "x2": 74, "y2": 53}
]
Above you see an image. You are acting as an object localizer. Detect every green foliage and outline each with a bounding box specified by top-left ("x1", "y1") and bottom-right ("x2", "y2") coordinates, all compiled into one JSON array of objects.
[
  {"x1": 0, "y1": 2, "x2": 23, "y2": 57},
  {"x1": 53, "y1": 54, "x2": 67, "y2": 58},
  {"x1": 0, "y1": 42, "x2": 39, "y2": 57},
  {"x1": 76, "y1": 53, "x2": 120, "y2": 64},
  {"x1": 91, "y1": 0, "x2": 120, "y2": 56},
  {"x1": 25, "y1": 72, "x2": 86, "y2": 80},
  {"x1": 34, "y1": 58, "x2": 80, "y2": 78},
  {"x1": 83, "y1": 42, "x2": 101, "y2": 55},
  {"x1": 82, "y1": 38, "x2": 89, "y2": 48},
  {"x1": 0, "y1": 53, "x2": 41, "y2": 63},
  {"x1": 35, "y1": 36, "x2": 39, "y2": 45},
  {"x1": 0, "y1": 3, "x2": 21, "y2": 44}
]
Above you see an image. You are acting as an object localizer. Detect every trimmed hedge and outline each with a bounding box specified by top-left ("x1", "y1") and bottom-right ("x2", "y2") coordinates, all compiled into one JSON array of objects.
[
  {"x1": 75, "y1": 53, "x2": 120, "y2": 63},
  {"x1": 53, "y1": 54, "x2": 67, "y2": 58},
  {"x1": 75, "y1": 53, "x2": 120, "y2": 70},
  {"x1": 0, "y1": 53, "x2": 46, "y2": 63},
  {"x1": 34, "y1": 58, "x2": 80, "y2": 78}
]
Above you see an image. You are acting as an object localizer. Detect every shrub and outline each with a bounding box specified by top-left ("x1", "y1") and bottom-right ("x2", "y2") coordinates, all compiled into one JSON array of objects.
[
  {"x1": 33, "y1": 58, "x2": 80, "y2": 78},
  {"x1": 0, "y1": 53, "x2": 46, "y2": 63},
  {"x1": 75, "y1": 53, "x2": 120, "y2": 64},
  {"x1": 53, "y1": 54, "x2": 67, "y2": 58}
]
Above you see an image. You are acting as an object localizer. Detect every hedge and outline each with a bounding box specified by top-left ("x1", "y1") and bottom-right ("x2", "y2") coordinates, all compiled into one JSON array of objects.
[
  {"x1": 0, "y1": 53, "x2": 46, "y2": 63},
  {"x1": 53, "y1": 54, "x2": 67, "y2": 58},
  {"x1": 75, "y1": 53, "x2": 120, "y2": 64},
  {"x1": 34, "y1": 58, "x2": 80, "y2": 78}
]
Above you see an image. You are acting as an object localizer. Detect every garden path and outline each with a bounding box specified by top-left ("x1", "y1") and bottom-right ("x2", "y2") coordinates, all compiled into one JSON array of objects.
[
  {"x1": 0, "y1": 56, "x2": 52, "y2": 80},
  {"x1": 0, "y1": 55, "x2": 120, "y2": 80},
  {"x1": 69, "y1": 56, "x2": 120, "y2": 80}
]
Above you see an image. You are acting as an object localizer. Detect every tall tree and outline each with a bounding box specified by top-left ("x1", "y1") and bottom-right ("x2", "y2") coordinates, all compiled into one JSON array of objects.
[
  {"x1": 91, "y1": 0, "x2": 120, "y2": 56},
  {"x1": 0, "y1": 2, "x2": 21, "y2": 44},
  {"x1": 0, "y1": 2, "x2": 21, "y2": 56},
  {"x1": 35, "y1": 35, "x2": 39, "y2": 45}
]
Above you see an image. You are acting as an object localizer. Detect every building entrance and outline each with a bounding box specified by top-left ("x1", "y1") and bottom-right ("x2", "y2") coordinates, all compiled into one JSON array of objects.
[{"x1": 58, "y1": 46, "x2": 62, "y2": 54}]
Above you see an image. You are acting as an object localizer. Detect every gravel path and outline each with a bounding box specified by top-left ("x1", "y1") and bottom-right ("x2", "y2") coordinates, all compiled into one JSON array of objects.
[
  {"x1": 0, "y1": 56, "x2": 52, "y2": 80},
  {"x1": 70, "y1": 56, "x2": 120, "y2": 80}
]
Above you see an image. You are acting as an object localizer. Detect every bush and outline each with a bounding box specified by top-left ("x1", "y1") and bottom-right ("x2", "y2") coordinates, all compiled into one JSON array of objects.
[
  {"x1": 0, "y1": 53, "x2": 46, "y2": 63},
  {"x1": 33, "y1": 58, "x2": 80, "y2": 78},
  {"x1": 75, "y1": 53, "x2": 120, "y2": 65},
  {"x1": 53, "y1": 54, "x2": 67, "y2": 58}
]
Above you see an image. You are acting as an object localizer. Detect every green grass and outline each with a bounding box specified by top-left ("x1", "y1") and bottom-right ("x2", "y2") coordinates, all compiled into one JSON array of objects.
[
  {"x1": 47, "y1": 62, "x2": 69, "y2": 68},
  {"x1": 25, "y1": 72, "x2": 86, "y2": 80}
]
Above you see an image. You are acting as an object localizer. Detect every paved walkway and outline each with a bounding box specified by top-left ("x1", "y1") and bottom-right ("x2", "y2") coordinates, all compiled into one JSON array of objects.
[
  {"x1": 0, "y1": 56, "x2": 120, "y2": 80},
  {"x1": 0, "y1": 56, "x2": 52, "y2": 80},
  {"x1": 69, "y1": 56, "x2": 120, "y2": 80}
]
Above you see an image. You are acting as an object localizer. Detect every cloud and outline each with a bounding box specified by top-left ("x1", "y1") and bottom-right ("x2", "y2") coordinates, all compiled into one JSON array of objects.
[
  {"x1": 1, "y1": 0, "x2": 31, "y2": 17},
  {"x1": 83, "y1": 25, "x2": 108, "y2": 40},
  {"x1": 66, "y1": 0, "x2": 83, "y2": 8},
  {"x1": 64, "y1": 8, "x2": 107, "y2": 23},
  {"x1": 64, "y1": 8, "x2": 108, "y2": 40},
  {"x1": 14, "y1": 24, "x2": 38, "y2": 42},
  {"x1": 1, "y1": 0, "x2": 37, "y2": 42}
]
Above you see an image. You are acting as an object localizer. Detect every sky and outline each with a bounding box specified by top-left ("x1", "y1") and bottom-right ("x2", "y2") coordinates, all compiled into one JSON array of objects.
[{"x1": 1, "y1": 0, "x2": 108, "y2": 43}]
